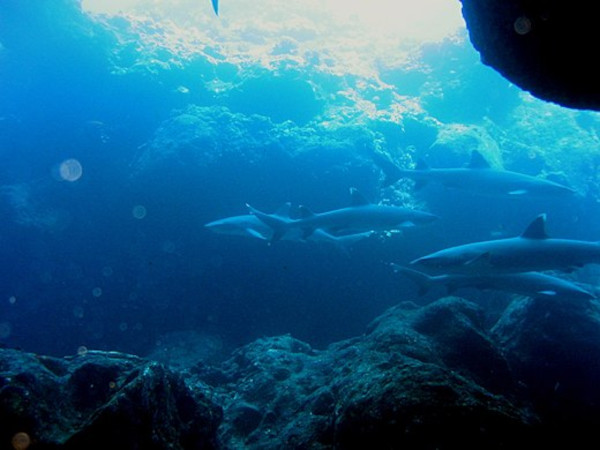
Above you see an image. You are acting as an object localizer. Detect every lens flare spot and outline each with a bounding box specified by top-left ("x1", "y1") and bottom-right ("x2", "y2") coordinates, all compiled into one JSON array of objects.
[
  {"x1": 11, "y1": 432, "x2": 31, "y2": 450},
  {"x1": 132, "y1": 205, "x2": 147, "y2": 219},
  {"x1": 514, "y1": 16, "x2": 532, "y2": 35},
  {"x1": 59, "y1": 158, "x2": 83, "y2": 182}
]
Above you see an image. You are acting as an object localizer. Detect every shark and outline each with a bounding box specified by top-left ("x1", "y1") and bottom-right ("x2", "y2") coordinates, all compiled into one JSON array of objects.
[
  {"x1": 374, "y1": 150, "x2": 575, "y2": 197},
  {"x1": 205, "y1": 203, "x2": 374, "y2": 246},
  {"x1": 411, "y1": 214, "x2": 600, "y2": 274},
  {"x1": 393, "y1": 265, "x2": 596, "y2": 300},
  {"x1": 247, "y1": 188, "x2": 438, "y2": 241}
]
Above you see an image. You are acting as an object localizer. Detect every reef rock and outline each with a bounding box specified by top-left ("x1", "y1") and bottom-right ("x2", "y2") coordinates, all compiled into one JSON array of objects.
[
  {"x1": 460, "y1": 0, "x2": 600, "y2": 110},
  {"x1": 6, "y1": 295, "x2": 600, "y2": 448},
  {"x1": 196, "y1": 298, "x2": 536, "y2": 449},
  {"x1": 0, "y1": 349, "x2": 222, "y2": 449},
  {"x1": 493, "y1": 296, "x2": 600, "y2": 446}
]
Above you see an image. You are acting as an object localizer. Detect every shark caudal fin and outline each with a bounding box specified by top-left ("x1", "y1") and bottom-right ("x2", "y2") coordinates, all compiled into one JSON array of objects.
[
  {"x1": 247, "y1": 204, "x2": 288, "y2": 241},
  {"x1": 391, "y1": 265, "x2": 434, "y2": 296},
  {"x1": 520, "y1": 213, "x2": 549, "y2": 239}
]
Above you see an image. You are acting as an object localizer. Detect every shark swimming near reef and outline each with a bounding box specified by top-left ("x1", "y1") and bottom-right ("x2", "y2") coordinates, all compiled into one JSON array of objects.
[
  {"x1": 247, "y1": 188, "x2": 438, "y2": 241},
  {"x1": 374, "y1": 150, "x2": 575, "y2": 197},
  {"x1": 411, "y1": 214, "x2": 600, "y2": 275},
  {"x1": 393, "y1": 265, "x2": 596, "y2": 300},
  {"x1": 205, "y1": 203, "x2": 374, "y2": 246}
]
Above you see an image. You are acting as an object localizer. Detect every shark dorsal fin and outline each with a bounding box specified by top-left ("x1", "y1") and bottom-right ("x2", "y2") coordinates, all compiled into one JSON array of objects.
[
  {"x1": 275, "y1": 202, "x2": 292, "y2": 218},
  {"x1": 415, "y1": 159, "x2": 430, "y2": 171},
  {"x1": 349, "y1": 188, "x2": 370, "y2": 207},
  {"x1": 299, "y1": 205, "x2": 316, "y2": 219},
  {"x1": 521, "y1": 214, "x2": 549, "y2": 239},
  {"x1": 468, "y1": 150, "x2": 491, "y2": 169}
]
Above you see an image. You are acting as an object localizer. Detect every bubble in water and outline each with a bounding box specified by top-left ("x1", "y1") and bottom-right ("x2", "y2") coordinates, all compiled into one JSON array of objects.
[
  {"x1": 8, "y1": 296, "x2": 16, "y2": 305},
  {"x1": 77, "y1": 345, "x2": 88, "y2": 356},
  {"x1": 514, "y1": 16, "x2": 532, "y2": 35},
  {"x1": 132, "y1": 205, "x2": 147, "y2": 219},
  {"x1": 73, "y1": 306, "x2": 84, "y2": 319},
  {"x1": 92, "y1": 287, "x2": 102, "y2": 297},
  {"x1": 119, "y1": 322, "x2": 128, "y2": 332},
  {"x1": 58, "y1": 158, "x2": 83, "y2": 182},
  {"x1": 102, "y1": 266, "x2": 113, "y2": 277}
]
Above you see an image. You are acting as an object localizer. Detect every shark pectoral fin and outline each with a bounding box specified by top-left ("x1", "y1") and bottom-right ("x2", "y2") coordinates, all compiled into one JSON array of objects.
[
  {"x1": 508, "y1": 189, "x2": 528, "y2": 195},
  {"x1": 246, "y1": 228, "x2": 268, "y2": 240},
  {"x1": 211, "y1": 0, "x2": 219, "y2": 15},
  {"x1": 399, "y1": 221, "x2": 416, "y2": 228},
  {"x1": 463, "y1": 252, "x2": 491, "y2": 266}
]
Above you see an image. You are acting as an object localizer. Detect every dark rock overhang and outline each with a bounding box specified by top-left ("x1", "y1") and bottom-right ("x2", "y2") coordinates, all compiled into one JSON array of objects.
[{"x1": 460, "y1": 0, "x2": 600, "y2": 110}]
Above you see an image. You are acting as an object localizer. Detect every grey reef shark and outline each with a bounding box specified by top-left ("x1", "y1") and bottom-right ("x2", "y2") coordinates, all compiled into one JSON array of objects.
[
  {"x1": 247, "y1": 188, "x2": 438, "y2": 242},
  {"x1": 393, "y1": 265, "x2": 596, "y2": 300},
  {"x1": 374, "y1": 150, "x2": 576, "y2": 197},
  {"x1": 205, "y1": 203, "x2": 374, "y2": 247},
  {"x1": 411, "y1": 214, "x2": 600, "y2": 275}
]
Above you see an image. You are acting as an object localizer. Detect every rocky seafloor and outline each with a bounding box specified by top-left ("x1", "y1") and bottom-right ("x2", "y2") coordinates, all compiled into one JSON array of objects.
[{"x1": 3, "y1": 294, "x2": 600, "y2": 449}]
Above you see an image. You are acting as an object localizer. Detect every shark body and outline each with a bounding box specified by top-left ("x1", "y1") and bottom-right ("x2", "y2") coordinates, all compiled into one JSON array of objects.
[
  {"x1": 411, "y1": 214, "x2": 600, "y2": 274},
  {"x1": 247, "y1": 188, "x2": 437, "y2": 241},
  {"x1": 375, "y1": 150, "x2": 575, "y2": 197},
  {"x1": 205, "y1": 203, "x2": 374, "y2": 246},
  {"x1": 394, "y1": 266, "x2": 596, "y2": 300}
]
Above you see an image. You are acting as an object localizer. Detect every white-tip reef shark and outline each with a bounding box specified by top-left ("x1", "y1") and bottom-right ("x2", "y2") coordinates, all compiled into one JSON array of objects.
[
  {"x1": 393, "y1": 265, "x2": 596, "y2": 300},
  {"x1": 374, "y1": 150, "x2": 575, "y2": 197},
  {"x1": 247, "y1": 188, "x2": 438, "y2": 241},
  {"x1": 205, "y1": 203, "x2": 374, "y2": 246},
  {"x1": 211, "y1": 0, "x2": 219, "y2": 15},
  {"x1": 411, "y1": 214, "x2": 600, "y2": 274}
]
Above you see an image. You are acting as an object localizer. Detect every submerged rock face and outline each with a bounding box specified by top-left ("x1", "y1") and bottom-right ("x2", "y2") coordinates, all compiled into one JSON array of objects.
[
  {"x1": 460, "y1": 0, "x2": 600, "y2": 110},
  {"x1": 4, "y1": 295, "x2": 600, "y2": 448},
  {"x1": 0, "y1": 350, "x2": 222, "y2": 449}
]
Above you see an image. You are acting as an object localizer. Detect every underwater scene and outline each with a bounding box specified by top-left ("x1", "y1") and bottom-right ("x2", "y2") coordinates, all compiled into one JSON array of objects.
[{"x1": 2, "y1": 0, "x2": 600, "y2": 448}]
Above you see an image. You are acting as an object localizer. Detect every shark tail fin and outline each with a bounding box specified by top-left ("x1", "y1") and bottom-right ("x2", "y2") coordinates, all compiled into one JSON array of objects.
[
  {"x1": 392, "y1": 265, "x2": 433, "y2": 296},
  {"x1": 247, "y1": 204, "x2": 288, "y2": 241}
]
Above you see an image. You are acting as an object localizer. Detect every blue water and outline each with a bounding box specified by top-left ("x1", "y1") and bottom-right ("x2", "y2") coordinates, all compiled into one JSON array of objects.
[{"x1": 1, "y1": 1, "x2": 600, "y2": 358}]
